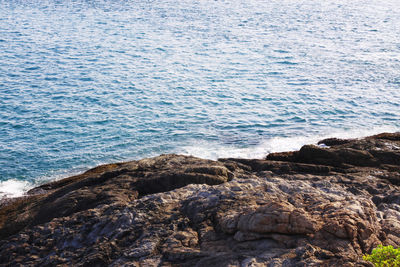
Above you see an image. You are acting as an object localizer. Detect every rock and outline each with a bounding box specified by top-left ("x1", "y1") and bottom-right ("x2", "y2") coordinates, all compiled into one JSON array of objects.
[
  {"x1": 0, "y1": 154, "x2": 232, "y2": 240},
  {"x1": 317, "y1": 137, "x2": 352, "y2": 146},
  {"x1": 267, "y1": 132, "x2": 400, "y2": 171},
  {"x1": 236, "y1": 201, "x2": 318, "y2": 235},
  {"x1": 0, "y1": 133, "x2": 400, "y2": 266}
]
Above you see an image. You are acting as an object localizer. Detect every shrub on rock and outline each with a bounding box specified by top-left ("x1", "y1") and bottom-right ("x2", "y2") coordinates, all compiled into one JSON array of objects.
[{"x1": 363, "y1": 245, "x2": 400, "y2": 267}]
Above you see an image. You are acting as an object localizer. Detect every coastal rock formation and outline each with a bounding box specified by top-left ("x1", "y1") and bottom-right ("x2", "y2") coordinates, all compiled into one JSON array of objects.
[{"x1": 1, "y1": 133, "x2": 400, "y2": 266}]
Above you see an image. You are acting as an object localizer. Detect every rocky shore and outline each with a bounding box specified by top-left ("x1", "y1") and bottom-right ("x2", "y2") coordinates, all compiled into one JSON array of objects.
[{"x1": 1, "y1": 133, "x2": 400, "y2": 266}]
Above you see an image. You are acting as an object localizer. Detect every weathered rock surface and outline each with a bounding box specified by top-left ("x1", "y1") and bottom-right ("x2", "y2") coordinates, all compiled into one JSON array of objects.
[{"x1": 1, "y1": 133, "x2": 400, "y2": 266}]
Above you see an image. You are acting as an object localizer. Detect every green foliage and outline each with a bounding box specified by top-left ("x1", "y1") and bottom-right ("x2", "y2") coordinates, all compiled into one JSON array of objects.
[{"x1": 363, "y1": 245, "x2": 400, "y2": 267}]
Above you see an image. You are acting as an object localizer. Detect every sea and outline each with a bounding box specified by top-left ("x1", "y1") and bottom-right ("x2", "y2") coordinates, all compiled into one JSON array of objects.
[{"x1": 1, "y1": 0, "x2": 400, "y2": 198}]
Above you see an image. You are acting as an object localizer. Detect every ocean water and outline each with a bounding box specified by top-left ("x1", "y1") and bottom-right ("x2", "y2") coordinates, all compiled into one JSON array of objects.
[{"x1": 1, "y1": 0, "x2": 400, "y2": 198}]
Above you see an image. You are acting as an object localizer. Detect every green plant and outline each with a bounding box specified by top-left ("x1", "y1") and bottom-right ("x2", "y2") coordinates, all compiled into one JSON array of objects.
[{"x1": 363, "y1": 245, "x2": 400, "y2": 267}]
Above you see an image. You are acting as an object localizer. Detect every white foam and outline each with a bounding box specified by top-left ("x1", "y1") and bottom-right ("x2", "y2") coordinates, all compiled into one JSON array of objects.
[
  {"x1": 178, "y1": 126, "x2": 400, "y2": 160},
  {"x1": 0, "y1": 169, "x2": 87, "y2": 201},
  {"x1": 1, "y1": 126, "x2": 398, "y2": 199},
  {"x1": 0, "y1": 179, "x2": 32, "y2": 199}
]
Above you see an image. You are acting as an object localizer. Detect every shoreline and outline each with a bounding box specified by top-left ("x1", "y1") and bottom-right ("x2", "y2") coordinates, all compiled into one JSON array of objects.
[
  {"x1": 1, "y1": 132, "x2": 400, "y2": 265},
  {"x1": 1, "y1": 126, "x2": 398, "y2": 201}
]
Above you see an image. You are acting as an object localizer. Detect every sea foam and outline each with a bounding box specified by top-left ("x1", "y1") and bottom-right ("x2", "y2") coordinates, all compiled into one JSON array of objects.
[
  {"x1": 179, "y1": 126, "x2": 400, "y2": 160},
  {"x1": 0, "y1": 179, "x2": 32, "y2": 199}
]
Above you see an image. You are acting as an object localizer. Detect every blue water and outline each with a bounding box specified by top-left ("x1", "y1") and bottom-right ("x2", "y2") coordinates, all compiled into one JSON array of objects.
[{"x1": 1, "y1": 0, "x2": 400, "y2": 197}]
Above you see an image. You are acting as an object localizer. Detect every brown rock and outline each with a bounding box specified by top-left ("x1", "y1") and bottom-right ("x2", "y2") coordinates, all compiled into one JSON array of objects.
[{"x1": 0, "y1": 133, "x2": 399, "y2": 266}]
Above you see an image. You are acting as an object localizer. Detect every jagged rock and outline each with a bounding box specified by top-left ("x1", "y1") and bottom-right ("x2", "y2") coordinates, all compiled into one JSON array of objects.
[
  {"x1": 317, "y1": 137, "x2": 351, "y2": 146},
  {"x1": 267, "y1": 132, "x2": 400, "y2": 171},
  {"x1": 0, "y1": 155, "x2": 232, "y2": 240},
  {"x1": 0, "y1": 133, "x2": 400, "y2": 266}
]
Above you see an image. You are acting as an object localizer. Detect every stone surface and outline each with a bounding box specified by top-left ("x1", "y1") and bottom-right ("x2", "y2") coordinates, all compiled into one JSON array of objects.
[{"x1": 1, "y1": 133, "x2": 400, "y2": 266}]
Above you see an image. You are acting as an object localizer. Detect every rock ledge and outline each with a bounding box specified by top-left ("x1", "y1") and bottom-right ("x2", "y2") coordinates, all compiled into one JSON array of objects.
[{"x1": 1, "y1": 133, "x2": 400, "y2": 266}]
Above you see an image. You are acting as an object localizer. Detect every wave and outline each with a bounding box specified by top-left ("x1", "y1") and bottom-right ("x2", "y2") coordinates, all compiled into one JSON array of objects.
[
  {"x1": 0, "y1": 179, "x2": 32, "y2": 200},
  {"x1": 1, "y1": 125, "x2": 399, "y2": 200},
  {"x1": 178, "y1": 125, "x2": 400, "y2": 160}
]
